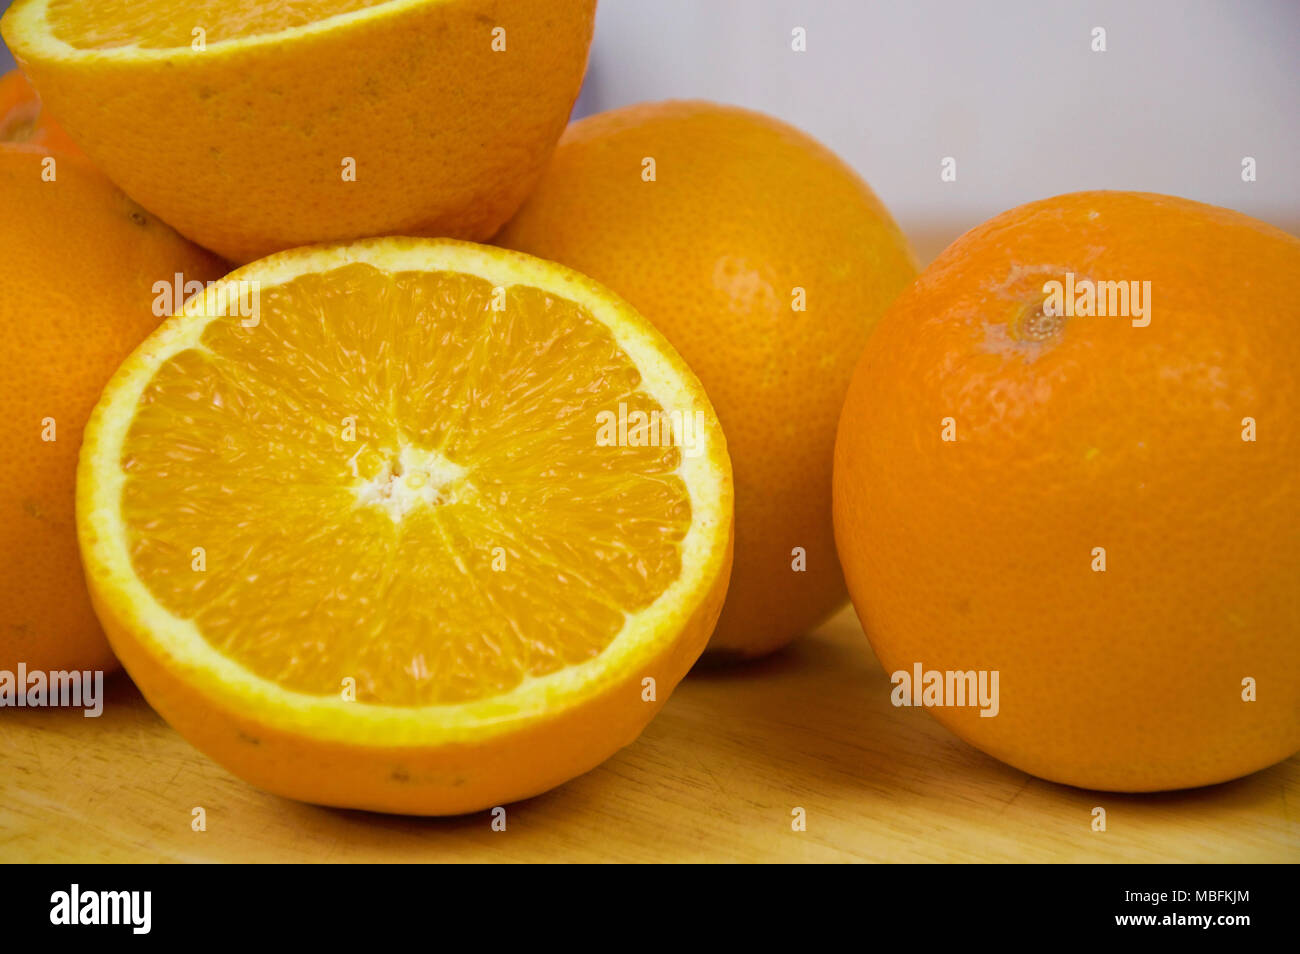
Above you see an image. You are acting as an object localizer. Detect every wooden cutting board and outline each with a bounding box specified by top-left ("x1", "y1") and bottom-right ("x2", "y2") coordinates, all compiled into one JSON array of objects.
[{"x1": 2, "y1": 605, "x2": 1295, "y2": 863}]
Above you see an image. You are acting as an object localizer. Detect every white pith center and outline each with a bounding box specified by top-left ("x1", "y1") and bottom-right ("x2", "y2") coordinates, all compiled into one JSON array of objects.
[{"x1": 352, "y1": 444, "x2": 466, "y2": 522}]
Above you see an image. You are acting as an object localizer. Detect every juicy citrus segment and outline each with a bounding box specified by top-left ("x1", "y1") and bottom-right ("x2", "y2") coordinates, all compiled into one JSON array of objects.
[
  {"x1": 79, "y1": 238, "x2": 731, "y2": 772},
  {"x1": 117, "y1": 262, "x2": 692, "y2": 706},
  {"x1": 43, "y1": 0, "x2": 394, "y2": 50}
]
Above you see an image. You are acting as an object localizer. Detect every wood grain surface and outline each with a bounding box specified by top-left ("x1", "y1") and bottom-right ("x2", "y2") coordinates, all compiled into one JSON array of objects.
[{"x1": 2, "y1": 605, "x2": 1296, "y2": 863}]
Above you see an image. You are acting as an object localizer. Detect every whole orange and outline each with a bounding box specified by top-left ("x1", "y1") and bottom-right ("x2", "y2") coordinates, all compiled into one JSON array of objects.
[
  {"x1": 2, "y1": 0, "x2": 595, "y2": 263},
  {"x1": 833, "y1": 191, "x2": 1300, "y2": 791},
  {"x1": 498, "y1": 101, "x2": 917, "y2": 657},
  {"x1": 0, "y1": 146, "x2": 225, "y2": 674},
  {"x1": 0, "y1": 69, "x2": 83, "y2": 158}
]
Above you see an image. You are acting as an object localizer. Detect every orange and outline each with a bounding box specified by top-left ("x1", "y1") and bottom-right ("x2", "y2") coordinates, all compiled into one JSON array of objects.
[
  {"x1": 833, "y1": 191, "x2": 1300, "y2": 791},
  {"x1": 77, "y1": 237, "x2": 734, "y2": 815},
  {"x1": 0, "y1": 68, "x2": 83, "y2": 158},
  {"x1": 497, "y1": 101, "x2": 917, "y2": 658},
  {"x1": 1, "y1": 0, "x2": 595, "y2": 263},
  {"x1": 0, "y1": 145, "x2": 226, "y2": 675}
]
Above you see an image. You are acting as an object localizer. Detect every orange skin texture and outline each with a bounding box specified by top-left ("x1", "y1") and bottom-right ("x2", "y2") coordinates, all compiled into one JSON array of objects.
[
  {"x1": 0, "y1": 146, "x2": 226, "y2": 673},
  {"x1": 0, "y1": 69, "x2": 84, "y2": 158},
  {"x1": 2, "y1": 0, "x2": 596, "y2": 263},
  {"x1": 833, "y1": 191, "x2": 1300, "y2": 792},
  {"x1": 498, "y1": 100, "x2": 918, "y2": 658}
]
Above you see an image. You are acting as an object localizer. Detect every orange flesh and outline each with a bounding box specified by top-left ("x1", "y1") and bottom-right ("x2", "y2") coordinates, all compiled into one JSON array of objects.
[
  {"x1": 46, "y1": 0, "x2": 396, "y2": 49},
  {"x1": 120, "y1": 264, "x2": 690, "y2": 705}
]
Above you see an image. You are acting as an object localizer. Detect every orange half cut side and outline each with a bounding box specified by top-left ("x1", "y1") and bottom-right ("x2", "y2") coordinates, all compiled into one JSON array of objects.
[{"x1": 77, "y1": 238, "x2": 733, "y2": 814}]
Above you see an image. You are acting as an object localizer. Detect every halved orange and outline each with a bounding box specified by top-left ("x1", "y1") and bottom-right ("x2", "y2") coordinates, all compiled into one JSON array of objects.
[{"x1": 77, "y1": 238, "x2": 733, "y2": 815}]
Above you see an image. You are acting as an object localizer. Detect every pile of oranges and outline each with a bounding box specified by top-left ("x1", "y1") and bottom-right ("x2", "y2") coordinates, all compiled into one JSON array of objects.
[{"x1": 1, "y1": 0, "x2": 1296, "y2": 812}]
